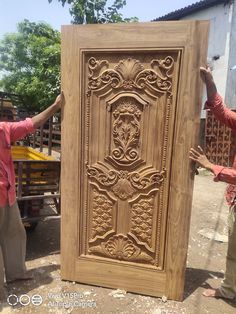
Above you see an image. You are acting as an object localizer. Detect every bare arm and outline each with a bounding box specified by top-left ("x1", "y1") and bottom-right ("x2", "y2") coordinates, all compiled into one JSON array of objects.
[
  {"x1": 32, "y1": 92, "x2": 65, "y2": 128},
  {"x1": 200, "y1": 66, "x2": 217, "y2": 100},
  {"x1": 200, "y1": 66, "x2": 236, "y2": 130},
  {"x1": 190, "y1": 146, "x2": 236, "y2": 185}
]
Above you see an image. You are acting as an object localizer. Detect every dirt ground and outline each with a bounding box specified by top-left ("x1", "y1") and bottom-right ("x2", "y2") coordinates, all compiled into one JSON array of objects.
[{"x1": 1, "y1": 171, "x2": 236, "y2": 314}]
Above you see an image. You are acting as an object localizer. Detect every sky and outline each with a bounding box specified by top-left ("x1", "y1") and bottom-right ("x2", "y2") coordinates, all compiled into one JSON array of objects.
[{"x1": 0, "y1": 0, "x2": 199, "y2": 38}]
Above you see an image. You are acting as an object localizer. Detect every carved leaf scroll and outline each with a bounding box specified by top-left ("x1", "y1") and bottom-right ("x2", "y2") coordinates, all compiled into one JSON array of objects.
[
  {"x1": 89, "y1": 234, "x2": 154, "y2": 263},
  {"x1": 88, "y1": 56, "x2": 174, "y2": 96},
  {"x1": 87, "y1": 164, "x2": 166, "y2": 200}
]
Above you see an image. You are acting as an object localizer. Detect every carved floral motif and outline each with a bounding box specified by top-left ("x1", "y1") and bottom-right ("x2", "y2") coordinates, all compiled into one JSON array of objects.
[
  {"x1": 112, "y1": 99, "x2": 141, "y2": 163},
  {"x1": 89, "y1": 234, "x2": 154, "y2": 263},
  {"x1": 87, "y1": 165, "x2": 166, "y2": 200},
  {"x1": 88, "y1": 56, "x2": 174, "y2": 96}
]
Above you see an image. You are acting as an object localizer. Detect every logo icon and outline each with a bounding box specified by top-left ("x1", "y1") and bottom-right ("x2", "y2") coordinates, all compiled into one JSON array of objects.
[
  {"x1": 19, "y1": 294, "x2": 31, "y2": 306},
  {"x1": 31, "y1": 294, "x2": 43, "y2": 306},
  {"x1": 7, "y1": 294, "x2": 18, "y2": 306},
  {"x1": 7, "y1": 294, "x2": 43, "y2": 306}
]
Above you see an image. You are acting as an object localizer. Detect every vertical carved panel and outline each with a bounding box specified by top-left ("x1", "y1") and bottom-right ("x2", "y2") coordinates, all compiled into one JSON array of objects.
[
  {"x1": 90, "y1": 189, "x2": 113, "y2": 239},
  {"x1": 105, "y1": 93, "x2": 149, "y2": 169},
  {"x1": 130, "y1": 196, "x2": 154, "y2": 248},
  {"x1": 111, "y1": 99, "x2": 141, "y2": 164},
  {"x1": 82, "y1": 52, "x2": 180, "y2": 268}
]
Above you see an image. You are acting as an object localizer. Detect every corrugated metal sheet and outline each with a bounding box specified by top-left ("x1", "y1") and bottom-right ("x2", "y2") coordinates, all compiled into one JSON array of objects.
[{"x1": 153, "y1": 0, "x2": 231, "y2": 21}]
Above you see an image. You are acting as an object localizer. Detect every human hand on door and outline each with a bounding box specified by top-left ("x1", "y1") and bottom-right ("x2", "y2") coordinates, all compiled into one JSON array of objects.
[
  {"x1": 54, "y1": 91, "x2": 65, "y2": 109},
  {"x1": 31, "y1": 91, "x2": 65, "y2": 128},
  {"x1": 199, "y1": 66, "x2": 214, "y2": 84},
  {"x1": 199, "y1": 66, "x2": 217, "y2": 100},
  {"x1": 189, "y1": 145, "x2": 214, "y2": 172}
]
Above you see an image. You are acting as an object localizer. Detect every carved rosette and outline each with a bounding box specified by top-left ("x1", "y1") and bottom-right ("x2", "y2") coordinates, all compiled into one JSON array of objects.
[
  {"x1": 89, "y1": 234, "x2": 154, "y2": 263},
  {"x1": 90, "y1": 190, "x2": 113, "y2": 239}
]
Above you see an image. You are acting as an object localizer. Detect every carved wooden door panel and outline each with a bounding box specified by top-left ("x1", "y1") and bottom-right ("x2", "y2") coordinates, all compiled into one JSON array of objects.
[{"x1": 61, "y1": 21, "x2": 209, "y2": 301}]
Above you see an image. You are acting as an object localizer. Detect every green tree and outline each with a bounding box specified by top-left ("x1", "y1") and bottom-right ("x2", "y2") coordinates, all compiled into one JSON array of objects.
[
  {"x1": 48, "y1": 0, "x2": 138, "y2": 24},
  {"x1": 0, "y1": 19, "x2": 61, "y2": 111}
]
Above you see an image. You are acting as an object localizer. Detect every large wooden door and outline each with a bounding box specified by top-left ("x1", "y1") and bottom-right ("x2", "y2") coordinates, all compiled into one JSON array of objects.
[{"x1": 61, "y1": 21, "x2": 209, "y2": 301}]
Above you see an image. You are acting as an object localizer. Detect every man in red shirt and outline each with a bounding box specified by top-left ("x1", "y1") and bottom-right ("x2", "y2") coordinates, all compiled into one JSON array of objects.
[
  {"x1": 190, "y1": 67, "x2": 236, "y2": 300},
  {"x1": 0, "y1": 92, "x2": 64, "y2": 300}
]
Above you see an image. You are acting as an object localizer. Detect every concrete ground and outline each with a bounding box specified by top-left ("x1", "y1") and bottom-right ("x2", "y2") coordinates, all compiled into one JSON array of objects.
[{"x1": 1, "y1": 171, "x2": 236, "y2": 314}]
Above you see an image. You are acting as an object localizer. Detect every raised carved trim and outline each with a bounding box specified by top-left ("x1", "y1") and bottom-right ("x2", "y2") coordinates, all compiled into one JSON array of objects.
[{"x1": 155, "y1": 96, "x2": 172, "y2": 267}]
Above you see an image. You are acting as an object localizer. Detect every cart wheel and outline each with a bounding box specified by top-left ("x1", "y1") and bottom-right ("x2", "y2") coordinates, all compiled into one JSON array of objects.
[{"x1": 24, "y1": 222, "x2": 38, "y2": 232}]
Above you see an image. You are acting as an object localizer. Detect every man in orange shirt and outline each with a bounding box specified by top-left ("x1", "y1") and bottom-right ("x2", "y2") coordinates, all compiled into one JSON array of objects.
[
  {"x1": 190, "y1": 67, "x2": 236, "y2": 300},
  {"x1": 0, "y1": 92, "x2": 64, "y2": 300}
]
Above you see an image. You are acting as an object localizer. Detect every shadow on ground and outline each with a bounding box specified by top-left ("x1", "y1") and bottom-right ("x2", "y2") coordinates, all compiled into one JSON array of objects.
[
  {"x1": 184, "y1": 267, "x2": 236, "y2": 308},
  {"x1": 26, "y1": 217, "x2": 60, "y2": 261},
  {"x1": 184, "y1": 267, "x2": 223, "y2": 298}
]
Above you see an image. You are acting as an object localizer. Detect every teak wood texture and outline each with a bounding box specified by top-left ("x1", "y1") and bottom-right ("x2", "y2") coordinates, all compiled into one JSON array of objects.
[{"x1": 61, "y1": 21, "x2": 209, "y2": 301}]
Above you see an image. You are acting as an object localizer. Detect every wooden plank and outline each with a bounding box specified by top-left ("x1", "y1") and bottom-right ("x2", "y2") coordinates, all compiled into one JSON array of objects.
[
  {"x1": 17, "y1": 194, "x2": 60, "y2": 201},
  {"x1": 74, "y1": 259, "x2": 166, "y2": 297},
  {"x1": 165, "y1": 20, "x2": 209, "y2": 301}
]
